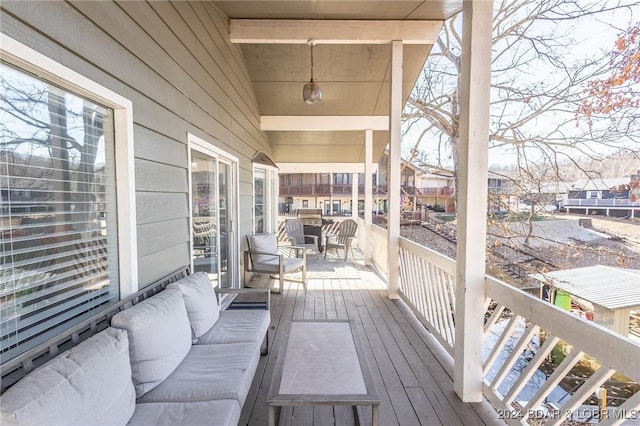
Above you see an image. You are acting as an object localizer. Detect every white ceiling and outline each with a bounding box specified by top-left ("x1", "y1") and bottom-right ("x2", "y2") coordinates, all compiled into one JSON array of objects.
[{"x1": 212, "y1": 1, "x2": 463, "y2": 164}]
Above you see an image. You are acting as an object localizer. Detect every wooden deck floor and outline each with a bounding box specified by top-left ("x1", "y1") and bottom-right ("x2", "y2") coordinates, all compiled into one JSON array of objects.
[{"x1": 238, "y1": 250, "x2": 501, "y2": 426}]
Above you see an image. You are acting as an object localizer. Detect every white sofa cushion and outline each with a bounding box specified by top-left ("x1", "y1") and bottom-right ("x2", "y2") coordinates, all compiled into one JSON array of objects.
[
  {"x1": 137, "y1": 342, "x2": 260, "y2": 407},
  {"x1": 0, "y1": 327, "x2": 135, "y2": 426},
  {"x1": 247, "y1": 233, "x2": 278, "y2": 263},
  {"x1": 167, "y1": 272, "x2": 220, "y2": 341},
  {"x1": 129, "y1": 400, "x2": 240, "y2": 426},
  {"x1": 111, "y1": 288, "x2": 191, "y2": 397},
  {"x1": 196, "y1": 310, "x2": 270, "y2": 346}
]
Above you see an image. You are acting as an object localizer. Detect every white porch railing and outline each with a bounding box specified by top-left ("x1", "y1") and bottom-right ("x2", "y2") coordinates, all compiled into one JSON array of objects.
[
  {"x1": 399, "y1": 237, "x2": 456, "y2": 354},
  {"x1": 370, "y1": 224, "x2": 388, "y2": 276},
  {"x1": 483, "y1": 277, "x2": 640, "y2": 425},
  {"x1": 394, "y1": 231, "x2": 640, "y2": 425},
  {"x1": 561, "y1": 198, "x2": 640, "y2": 208}
]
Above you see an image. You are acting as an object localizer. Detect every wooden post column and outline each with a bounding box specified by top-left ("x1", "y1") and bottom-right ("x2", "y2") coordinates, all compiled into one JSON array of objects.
[
  {"x1": 364, "y1": 129, "x2": 373, "y2": 265},
  {"x1": 351, "y1": 172, "x2": 359, "y2": 221},
  {"x1": 454, "y1": 0, "x2": 493, "y2": 402},
  {"x1": 387, "y1": 40, "x2": 402, "y2": 299}
]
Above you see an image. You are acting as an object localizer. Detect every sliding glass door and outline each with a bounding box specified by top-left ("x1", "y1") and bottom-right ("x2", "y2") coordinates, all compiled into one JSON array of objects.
[{"x1": 188, "y1": 135, "x2": 238, "y2": 289}]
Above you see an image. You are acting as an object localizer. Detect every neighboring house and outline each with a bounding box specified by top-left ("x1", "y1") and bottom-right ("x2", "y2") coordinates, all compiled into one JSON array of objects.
[
  {"x1": 415, "y1": 166, "x2": 455, "y2": 212},
  {"x1": 561, "y1": 172, "x2": 640, "y2": 217},
  {"x1": 567, "y1": 177, "x2": 631, "y2": 200},
  {"x1": 278, "y1": 152, "x2": 426, "y2": 215}
]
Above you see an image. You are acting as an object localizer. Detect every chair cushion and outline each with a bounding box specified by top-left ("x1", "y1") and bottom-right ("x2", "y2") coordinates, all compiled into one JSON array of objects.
[
  {"x1": 196, "y1": 310, "x2": 270, "y2": 346},
  {"x1": 0, "y1": 328, "x2": 135, "y2": 426},
  {"x1": 247, "y1": 233, "x2": 278, "y2": 263},
  {"x1": 137, "y1": 343, "x2": 260, "y2": 407},
  {"x1": 111, "y1": 289, "x2": 192, "y2": 397},
  {"x1": 167, "y1": 272, "x2": 220, "y2": 341},
  {"x1": 254, "y1": 256, "x2": 304, "y2": 274},
  {"x1": 129, "y1": 400, "x2": 240, "y2": 426}
]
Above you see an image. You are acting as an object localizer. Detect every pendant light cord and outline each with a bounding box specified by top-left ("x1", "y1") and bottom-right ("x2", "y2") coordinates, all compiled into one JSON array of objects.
[{"x1": 310, "y1": 43, "x2": 314, "y2": 82}]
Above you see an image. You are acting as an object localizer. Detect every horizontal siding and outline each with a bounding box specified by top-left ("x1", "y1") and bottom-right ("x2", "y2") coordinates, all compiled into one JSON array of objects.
[
  {"x1": 134, "y1": 126, "x2": 187, "y2": 166},
  {"x1": 137, "y1": 218, "x2": 190, "y2": 258},
  {"x1": 135, "y1": 159, "x2": 188, "y2": 193},
  {"x1": 1, "y1": 1, "x2": 272, "y2": 287},
  {"x1": 136, "y1": 192, "x2": 188, "y2": 225},
  {"x1": 137, "y1": 242, "x2": 191, "y2": 286}
]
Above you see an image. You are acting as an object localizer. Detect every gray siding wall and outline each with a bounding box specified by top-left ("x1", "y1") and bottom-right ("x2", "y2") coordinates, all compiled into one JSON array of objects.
[{"x1": 1, "y1": 1, "x2": 271, "y2": 285}]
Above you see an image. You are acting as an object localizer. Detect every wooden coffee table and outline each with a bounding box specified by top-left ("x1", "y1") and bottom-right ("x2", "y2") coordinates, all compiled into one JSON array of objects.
[{"x1": 267, "y1": 319, "x2": 379, "y2": 426}]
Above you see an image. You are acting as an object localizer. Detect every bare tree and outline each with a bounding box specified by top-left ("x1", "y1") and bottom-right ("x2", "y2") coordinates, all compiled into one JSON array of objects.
[
  {"x1": 404, "y1": 0, "x2": 640, "y2": 198},
  {"x1": 1, "y1": 66, "x2": 105, "y2": 233}
]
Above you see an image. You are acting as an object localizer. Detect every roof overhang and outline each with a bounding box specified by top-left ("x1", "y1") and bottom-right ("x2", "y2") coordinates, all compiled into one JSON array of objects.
[
  {"x1": 212, "y1": 1, "x2": 461, "y2": 166},
  {"x1": 278, "y1": 162, "x2": 379, "y2": 174},
  {"x1": 532, "y1": 266, "x2": 640, "y2": 311}
]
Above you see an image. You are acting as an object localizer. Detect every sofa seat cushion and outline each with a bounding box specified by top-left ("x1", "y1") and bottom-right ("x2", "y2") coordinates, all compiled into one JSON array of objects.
[
  {"x1": 167, "y1": 271, "x2": 220, "y2": 341},
  {"x1": 196, "y1": 310, "x2": 270, "y2": 346},
  {"x1": 111, "y1": 288, "x2": 192, "y2": 397},
  {"x1": 137, "y1": 342, "x2": 260, "y2": 407},
  {"x1": 129, "y1": 399, "x2": 240, "y2": 426},
  {"x1": 254, "y1": 256, "x2": 305, "y2": 273},
  {"x1": 0, "y1": 328, "x2": 135, "y2": 426}
]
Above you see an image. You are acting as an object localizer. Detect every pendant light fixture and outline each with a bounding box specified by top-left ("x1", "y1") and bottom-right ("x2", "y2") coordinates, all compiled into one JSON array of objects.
[{"x1": 303, "y1": 41, "x2": 322, "y2": 104}]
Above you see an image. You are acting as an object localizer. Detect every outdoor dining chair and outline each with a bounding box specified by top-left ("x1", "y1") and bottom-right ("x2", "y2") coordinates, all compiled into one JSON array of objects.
[
  {"x1": 244, "y1": 233, "x2": 307, "y2": 294},
  {"x1": 324, "y1": 219, "x2": 358, "y2": 260},
  {"x1": 284, "y1": 218, "x2": 320, "y2": 259}
]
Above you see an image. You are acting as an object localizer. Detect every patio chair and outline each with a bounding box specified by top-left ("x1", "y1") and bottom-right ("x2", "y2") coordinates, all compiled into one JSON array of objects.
[
  {"x1": 284, "y1": 218, "x2": 320, "y2": 259},
  {"x1": 324, "y1": 219, "x2": 358, "y2": 260},
  {"x1": 244, "y1": 233, "x2": 307, "y2": 294}
]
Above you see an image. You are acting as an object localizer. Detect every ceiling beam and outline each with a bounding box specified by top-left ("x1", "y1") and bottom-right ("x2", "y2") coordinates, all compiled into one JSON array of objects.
[
  {"x1": 277, "y1": 163, "x2": 378, "y2": 173},
  {"x1": 230, "y1": 20, "x2": 442, "y2": 44},
  {"x1": 261, "y1": 116, "x2": 389, "y2": 131}
]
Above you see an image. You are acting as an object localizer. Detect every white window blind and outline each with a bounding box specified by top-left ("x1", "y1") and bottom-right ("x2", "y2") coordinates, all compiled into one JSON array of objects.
[{"x1": 0, "y1": 63, "x2": 119, "y2": 362}]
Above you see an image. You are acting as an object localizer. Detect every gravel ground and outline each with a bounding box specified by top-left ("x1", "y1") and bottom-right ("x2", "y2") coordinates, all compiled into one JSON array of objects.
[{"x1": 399, "y1": 214, "x2": 640, "y2": 276}]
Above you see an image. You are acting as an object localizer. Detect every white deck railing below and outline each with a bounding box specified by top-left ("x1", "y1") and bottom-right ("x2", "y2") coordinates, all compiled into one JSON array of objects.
[{"x1": 395, "y1": 234, "x2": 640, "y2": 425}]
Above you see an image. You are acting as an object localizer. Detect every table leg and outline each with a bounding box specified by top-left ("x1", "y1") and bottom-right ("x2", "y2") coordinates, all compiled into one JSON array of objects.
[{"x1": 269, "y1": 406, "x2": 275, "y2": 426}]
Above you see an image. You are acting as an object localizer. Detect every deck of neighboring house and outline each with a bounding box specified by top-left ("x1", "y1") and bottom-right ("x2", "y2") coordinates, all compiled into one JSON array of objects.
[{"x1": 237, "y1": 249, "x2": 501, "y2": 426}]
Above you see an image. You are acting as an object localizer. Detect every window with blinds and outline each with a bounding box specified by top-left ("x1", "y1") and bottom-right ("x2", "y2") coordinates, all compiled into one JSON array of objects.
[{"x1": 1, "y1": 62, "x2": 119, "y2": 362}]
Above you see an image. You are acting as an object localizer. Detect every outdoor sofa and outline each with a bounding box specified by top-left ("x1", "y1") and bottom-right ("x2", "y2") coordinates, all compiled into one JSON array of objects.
[{"x1": 0, "y1": 270, "x2": 270, "y2": 426}]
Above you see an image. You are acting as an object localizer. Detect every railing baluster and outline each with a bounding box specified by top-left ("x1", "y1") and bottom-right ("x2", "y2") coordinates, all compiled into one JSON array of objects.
[
  {"x1": 484, "y1": 314, "x2": 522, "y2": 374},
  {"x1": 440, "y1": 268, "x2": 456, "y2": 347},
  {"x1": 490, "y1": 324, "x2": 540, "y2": 392},
  {"x1": 484, "y1": 304, "x2": 506, "y2": 336},
  {"x1": 428, "y1": 263, "x2": 446, "y2": 337},
  {"x1": 424, "y1": 263, "x2": 438, "y2": 331},
  {"x1": 523, "y1": 350, "x2": 584, "y2": 414},
  {"x1": 547, "y1": 366, "x2": 615, "y2": 426},
  {"x1": 503, "y1": 335, "x2": 560, "y2": 406},
  {"x1": 416, "y1": 255, "x2": 431, "y2": 329},
  {"x1": 432, "y1": 266, "x2": 447, "y2": 339}
]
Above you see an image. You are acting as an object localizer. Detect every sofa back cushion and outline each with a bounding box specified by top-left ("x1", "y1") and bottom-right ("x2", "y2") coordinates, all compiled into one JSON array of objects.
[
  {"x1": 247, "y1": 233, "x2": 278, "y2": 264},
  {"x1": 167, "y1": 271, "x2": 220, "y2": 341},
  {"x1": 111, "y1": 288, "x2": 191, "y2": 397},
  {"x1": 0, "y1": 327, "x2": 135, "y2": 426}
]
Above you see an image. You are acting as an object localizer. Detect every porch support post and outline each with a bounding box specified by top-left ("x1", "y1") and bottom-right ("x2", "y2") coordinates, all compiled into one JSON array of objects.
[
  {"x1": 364, "y1": 129, "x2": 373, "y2": 265},
  {"x1": 351, "y1": 172, "x2": 359, "y2": 220},
  {"x1": 387, "y1": 40, "x2": 402, "y2": 299},
  {"x1": 454, "y1": 0, "x2": 493, "y2": 402},
  {"x1": 329, "y1": 172, "x2": 334, "y2": 215}
]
